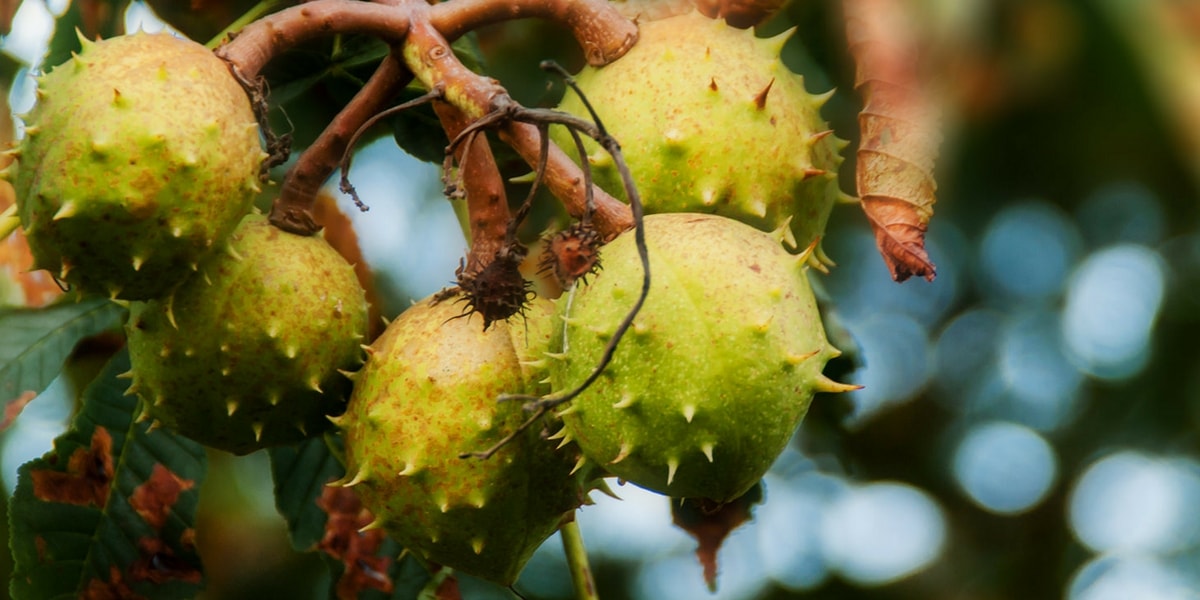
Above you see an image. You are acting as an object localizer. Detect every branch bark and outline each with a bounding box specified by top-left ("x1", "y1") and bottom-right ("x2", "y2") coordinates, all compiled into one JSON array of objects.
[
  {"x1": 433, "y1": 102, "x2": 510, "y2": 273},
  {"x1": 270, "y1": 51, "x2": 413, "y2": 235}
]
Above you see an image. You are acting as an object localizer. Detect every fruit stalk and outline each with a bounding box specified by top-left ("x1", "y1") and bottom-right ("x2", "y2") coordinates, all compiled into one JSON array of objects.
[
  {"x1": 220, "y1": 0, "x2": 637, "y2": 238},
  {"x1": 402, "y1": 12, "x2": 634, "y2": 239},
  {"x1": 560, "y1": 519, "x2": 600, "y2": 600},
  {"x1": 218, "y1": 0, "x2": 637, "y2": 80},
  {"x1": 271, "y1": 51, "x2": 413, "y2": 235},
  {"x1": 216, "y1": 1, "x2": 412, "y2": 77},
  {"x1": 433, "y1": 101, "x2": 510, "y2": 273}
]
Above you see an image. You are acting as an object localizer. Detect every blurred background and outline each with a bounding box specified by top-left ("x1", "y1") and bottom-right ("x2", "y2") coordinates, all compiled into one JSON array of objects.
[{"x1": 4, "y1": 0, "x2": 1200, "y2": 598}]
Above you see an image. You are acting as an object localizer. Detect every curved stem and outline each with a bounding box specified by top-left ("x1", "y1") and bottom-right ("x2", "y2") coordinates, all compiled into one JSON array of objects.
[
  {"x1": 433, "y1": 101, "x2": 510, "y2": 272},
  {"x1": 271, "y1": 51, "x2": 414, "y2": 234},
  {"x1": 217, "y1": 0, "x2": 413, "y2": 78},
  {"x1": 560, "y1": 518, "x2": 599, "y2": 600},
  {"x1": 428, "y1": 0, "x2": 637, "y2": 66},
  {"x1": 218, "y1": 0, "x2": 637, "y2": 80},
  {"x1": 403, "y1": 10, "x2": 634, "y2": 239}
]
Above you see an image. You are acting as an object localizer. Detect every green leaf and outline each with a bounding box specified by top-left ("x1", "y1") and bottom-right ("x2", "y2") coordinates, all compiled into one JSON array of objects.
[
  {"x1": 0, "y1": 298, "x2": 127, "y2": 405},
  {"x1": 8, "y1": 349, "x2": 207, "y2": 600},
  {"x1": 268, "y1": 434, "x2": 344, "y2": 552},
  {"x1": 269, "y1": 434, "x2": 432, "y2": 599}
]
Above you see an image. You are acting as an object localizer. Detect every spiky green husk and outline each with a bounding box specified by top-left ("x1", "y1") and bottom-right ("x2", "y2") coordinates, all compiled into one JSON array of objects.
[
  {"x1": 553, "y1": 11, "x2": 845, "y2": 253},
  {"x1": 550, "y1": 213, "x2": 845, "y2": 502},
  {"x1": 337, "y1": 296, "x2": 587, "y2": 585},
  {"x1": 11, "y1": 32, "x2": 265, "y2": 300},
  {"x1": 125, "y1": 214, "x2": 368, "y2": 455}
]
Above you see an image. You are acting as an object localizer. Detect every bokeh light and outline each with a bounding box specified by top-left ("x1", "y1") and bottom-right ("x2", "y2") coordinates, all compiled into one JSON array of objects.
[
  {"x1": 844, "y1": 313, "x2": 931, "y2": 422},
  {"x1": 1076, "y1": 181, "x2": 1166, "y2": 248},
  {"x1": 822, "y1": 229, "x2": 961, "y2": 328},
  {"x1": 998, "y1": 309, "x2": 1084, "y2": 431},
  {"x1": 1, "y1": 374, "x2": 72, "y2": 495},
  {"x1": 1062, "y1": 244, "x2": 1166, "y2": 380},
  {"x1": 575, "y1": 484, "x2": 687, "y2": 560},
  {"x1": 979, "y1": 201, "x2": 1082, "y2": 303},
  {"x1": 1067, "y1": 555, "x2": 1199, "y2": 600},
  {"x1": 952, "y1": 421, "x2": 1058, "y2": 514},
  {"x1": 757, "y1": 471, "x2": 844, "y2": 590},
  {"x1": 1068, "y1": 452, "x2": 1200, "y2": 554},
  {"x1": 819, "y1": 482, "x2": 946, "y2": 586},
  {"x1": 932, "y1": 309, "x2": 1006, "y2": 412}
]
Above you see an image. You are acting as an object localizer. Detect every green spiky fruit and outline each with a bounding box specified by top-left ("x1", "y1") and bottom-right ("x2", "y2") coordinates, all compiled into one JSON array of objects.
[
  {"x1": 9, "y1": 32, "x2": 265, "y2": 300},
  {"x1": 337, "y1": 296, "x2": 589, "y2": 585},
  {"x1": 125, "y1": 214, "x2": 368, "y2": 454},
  {"x1": 549, "y1": 213, "x2": 852, "y2": 502},
  {"x1": 553, "y1": 10, "x2": 845, "y2": 253}
]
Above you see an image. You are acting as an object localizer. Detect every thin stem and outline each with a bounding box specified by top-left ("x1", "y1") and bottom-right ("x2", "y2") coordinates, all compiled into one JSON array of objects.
[
  {"x1": 272, "y1": 51, "x2": 414, "y2": 235},
  {"x1": 428, "y1": 0, "x2": 637, "y2": 66},
  {"x1": 497, "y1": 122, "x2": 632, "y2": 239},
  {"x1": 337, "y1": 87, "x2": 444, "y2": 213},
  {"x1": 505, "y1": 123, "x2": 550, "y2": 244},
  {"x1": 433, "y1": 101, "x2": 511, "y2": 273},
  {"x1": 402, "y1": 10, "x2": 634, "y2": 239},
  {"x1": 560, "y1": 519, "x2": 599, "y2": 600}
]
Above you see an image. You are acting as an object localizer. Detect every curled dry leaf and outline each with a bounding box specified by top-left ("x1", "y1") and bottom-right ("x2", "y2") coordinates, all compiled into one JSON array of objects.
[
  {"x1": 317, "y1": 484, "x2": 394, "y2": 599},
  {"x1": 845, "y1": 0, "x2": 940, "y2": 282}
]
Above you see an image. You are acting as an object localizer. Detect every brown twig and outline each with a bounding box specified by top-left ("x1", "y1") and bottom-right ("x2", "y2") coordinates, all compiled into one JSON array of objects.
[
  {"x1": 403, "y1": 9, "x2": 634, "y2": 239},
  {"x1": 427, "y1": 0, "x2": 638, "y2": 66},
  {"x1": 433, "y1": 101, "x2": 510, "y2": 273},
  {"x1": 216, "y1": 1, "x2": 412, "y2": 78},
  {"x1": 218, "y1": 0, "x2": 637, "y2": 80},
  {"x1": 497, "y1": 123, "x2": 632, "y2": 239},
  {"x1": 271, "y1": 51, "x2": 414, "y2": 235},
  {"x1": 222, "y1": 0, "x2": 639, "y2": 236}
]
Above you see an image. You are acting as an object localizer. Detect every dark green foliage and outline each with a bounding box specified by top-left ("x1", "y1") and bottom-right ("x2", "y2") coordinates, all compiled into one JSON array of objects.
[
  {"x1": 0, "y1": 298, "x2": 126, "y2": 407},
  {"x1": 8, "y1": 350, "x2": 207, "y2": 600}
]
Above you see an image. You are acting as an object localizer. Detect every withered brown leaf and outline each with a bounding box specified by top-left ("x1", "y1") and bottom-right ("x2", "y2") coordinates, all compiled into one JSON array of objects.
[{"x1": 845, "y1": 0, "x2": 940, "y2": 282}]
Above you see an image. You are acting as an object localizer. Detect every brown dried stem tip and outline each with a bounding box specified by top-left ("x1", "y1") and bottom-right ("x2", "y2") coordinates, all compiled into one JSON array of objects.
[{"x1": 845, "y1": 0, "x2": 941, "y2": 282}]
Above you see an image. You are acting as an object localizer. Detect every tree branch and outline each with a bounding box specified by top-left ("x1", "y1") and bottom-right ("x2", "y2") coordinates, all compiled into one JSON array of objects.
[
  {"x1": 428, "y1": 0, "x2": 638, "y2": 66},
  {"x1": 403, "y1": 8, "x2": 633, "y2": 239},
  {"x1": 271, "y1": 51, "x2": 414, "y2": 235},
  {"x1": 434, "y1": 102, "x2": 510, "y2": 272}
]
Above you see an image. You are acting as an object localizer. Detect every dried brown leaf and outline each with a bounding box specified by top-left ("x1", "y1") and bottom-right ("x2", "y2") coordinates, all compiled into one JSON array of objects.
[
  {"x1": 317, "y1": 484, "x2": 394, "y2": 599},
  {"x1": 670, "y1": 484, "x2": 763, "y2": 592},
  {"x1": 846, "y1": 0, "x2": 940, "y2": 282},
  {"x1": 31, "y1": 426, "x2": 114, "y2": 507},
  {"x1": 129, "y1": 464, "x2": 196, "y2": 531},
  {"x1": 1, "y1": 390, "x2": 35, "y2": 432}
]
